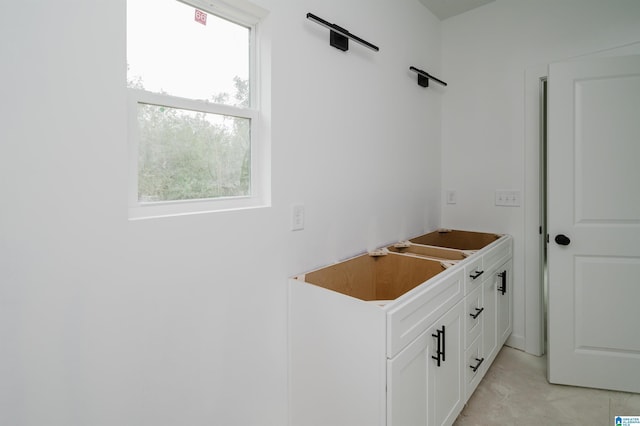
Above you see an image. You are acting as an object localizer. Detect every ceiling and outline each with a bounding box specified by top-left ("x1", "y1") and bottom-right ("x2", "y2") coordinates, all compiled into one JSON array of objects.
[{"x1": 419, "y1": 0, "x2": 496, "y2": 20}]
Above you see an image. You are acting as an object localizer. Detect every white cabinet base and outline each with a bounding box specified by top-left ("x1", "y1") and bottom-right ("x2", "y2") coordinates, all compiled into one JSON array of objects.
[{"x1": 289, "y1": 231, "x2": 512, "y2": 426}]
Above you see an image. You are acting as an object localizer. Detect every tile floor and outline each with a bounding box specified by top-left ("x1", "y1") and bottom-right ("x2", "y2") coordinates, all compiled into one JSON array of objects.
[{"x1": 454, "y1": 346, "x2": 640, "y2": 426}]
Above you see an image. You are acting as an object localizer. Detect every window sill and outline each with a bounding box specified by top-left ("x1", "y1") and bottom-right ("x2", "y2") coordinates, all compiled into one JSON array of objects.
[{"x1": 128, "y1": 196, "x2": 269, "y2": 220}]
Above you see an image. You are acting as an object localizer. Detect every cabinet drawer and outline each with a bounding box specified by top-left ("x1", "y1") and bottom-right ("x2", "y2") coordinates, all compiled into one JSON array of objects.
[
  {"x1": 464, "y1": 256, "x2": 484, "y2": 294},
  {"x1": 464, "y1": 285, "x2": 483, "y2": 350},
  {"x1": 387, "y1": 269, "x2": 464, "y2": 358},
  {"x1": 464, "y1": 335, "x2": 484, "y2": 400}
]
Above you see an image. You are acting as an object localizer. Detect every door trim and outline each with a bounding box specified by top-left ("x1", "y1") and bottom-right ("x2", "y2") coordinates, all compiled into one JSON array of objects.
[
  {"x1": 523, "y1": 65, "x2": 547, "y2": 356},
  {"x1": 523, "y1": 41, "x2": 640, "y2": 358}
]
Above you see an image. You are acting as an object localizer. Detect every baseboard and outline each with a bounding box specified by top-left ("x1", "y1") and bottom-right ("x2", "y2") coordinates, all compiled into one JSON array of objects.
[{"x1": 506, "y1": 333, "x2": 525, "y2": 351}]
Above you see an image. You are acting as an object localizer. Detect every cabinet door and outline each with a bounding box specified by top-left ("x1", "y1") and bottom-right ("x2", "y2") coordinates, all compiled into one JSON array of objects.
[
  {"x1": 497, "y1": 260, "x2": 513, "y2": 346},
  {"x1": 429, "y1": 301, "x2": 464, "y2": 426},
  {"x1": 387, "y1": 301, "x2": 465, "y2": 426},
  {"x1": 482, "y1": 272, "x2": 498, "y2": 365},
  {"x1": 387, "y1": 332, "x2": 431, "y2": 426}
]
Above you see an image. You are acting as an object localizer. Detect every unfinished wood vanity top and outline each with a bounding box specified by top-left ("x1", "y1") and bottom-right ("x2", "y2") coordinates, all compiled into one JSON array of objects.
[
  {"x1": 297, "y1": 252, "x2": 446, "y2": 301},
  {"x1": 294, "y1": 229, "x2": 503, "y2": 303},
  {"x1": 409, "y1": 229, "x2": 501, "y2": 250}
]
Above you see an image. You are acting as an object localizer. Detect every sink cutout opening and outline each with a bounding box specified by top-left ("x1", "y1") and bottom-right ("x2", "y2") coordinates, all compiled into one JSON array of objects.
[
  {"x1": 301, "y1": 253, "x2": 446, "y2": 301},
  {"x1": 410, "y1": 229, "x2": 500, "y2": 250}
]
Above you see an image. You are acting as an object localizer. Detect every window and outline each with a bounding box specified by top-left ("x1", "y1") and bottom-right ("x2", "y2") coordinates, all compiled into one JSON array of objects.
[{"x1": 127, "y1": 0, "x2": 269, "y2": 219}]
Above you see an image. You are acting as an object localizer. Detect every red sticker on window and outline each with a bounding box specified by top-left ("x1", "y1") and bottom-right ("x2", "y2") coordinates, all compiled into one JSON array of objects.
[{"x1": 195, "y1": 9, "x2": 207, "y2": 25}]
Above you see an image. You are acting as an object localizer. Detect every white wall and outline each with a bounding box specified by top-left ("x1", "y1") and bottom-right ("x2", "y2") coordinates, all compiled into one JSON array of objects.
[
  {"x1": 441, "y1": 0, "x2": 640, "y2": 353},
  {"x1": 0, "y1": 1, "x2": 441, "y2": 425}
]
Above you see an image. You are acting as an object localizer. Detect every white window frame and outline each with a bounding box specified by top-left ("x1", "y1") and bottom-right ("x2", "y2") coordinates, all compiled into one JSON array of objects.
[{"x1": 127, "y1": 0, "x2": 270, "y2": 220}]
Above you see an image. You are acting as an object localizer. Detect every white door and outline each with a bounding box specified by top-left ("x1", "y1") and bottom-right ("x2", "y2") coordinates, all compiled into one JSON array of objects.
[{"x1": 547, "y1": 54, "x2": 640, "y2": 393}]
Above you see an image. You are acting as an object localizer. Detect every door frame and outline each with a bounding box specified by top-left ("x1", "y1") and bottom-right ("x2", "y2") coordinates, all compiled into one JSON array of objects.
[
  {"x1": 524, "y1": 65, "x2": 547, "y2": 356},
  {"x1": 523, "y1": 41, "x2": 640, "y2": 358}
]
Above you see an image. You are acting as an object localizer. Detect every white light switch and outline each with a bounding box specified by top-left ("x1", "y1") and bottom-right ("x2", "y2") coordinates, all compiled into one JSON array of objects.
[
  {"x1": 292, "y1": 204, "x2": 305, "y2": 231},
  {"x1": 446, "y1": 190, "x2": 457, "y2": 204},
  {"x1": 495, "y1": 190, "x2": 521, "y2": 207}
]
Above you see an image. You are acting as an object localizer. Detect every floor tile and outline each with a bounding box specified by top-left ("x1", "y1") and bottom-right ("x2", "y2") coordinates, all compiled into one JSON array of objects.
[{"x1": 454, "y1": 346, "x2": 640, "y2": 426}]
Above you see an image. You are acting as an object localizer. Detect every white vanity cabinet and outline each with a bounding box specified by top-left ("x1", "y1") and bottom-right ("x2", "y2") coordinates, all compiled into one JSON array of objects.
[
  {"x1": 387, "y1": 278, "x2": 465, "y2": 426},
  {"x1": 289, "y1": 230, "x2": 512, "y2": 426}
]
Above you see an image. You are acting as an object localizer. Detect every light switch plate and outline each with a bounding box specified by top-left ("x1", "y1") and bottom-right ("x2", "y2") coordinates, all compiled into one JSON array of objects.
[
  {"x1": 495, "y1": 190, "x2": 521, "y2": 207},
  {"x1": 292, "y1": 204, "x2": 305, "y2": 231},
  {"x1": 446, "y1": 190, "x2": 457, "y2": 204}
]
